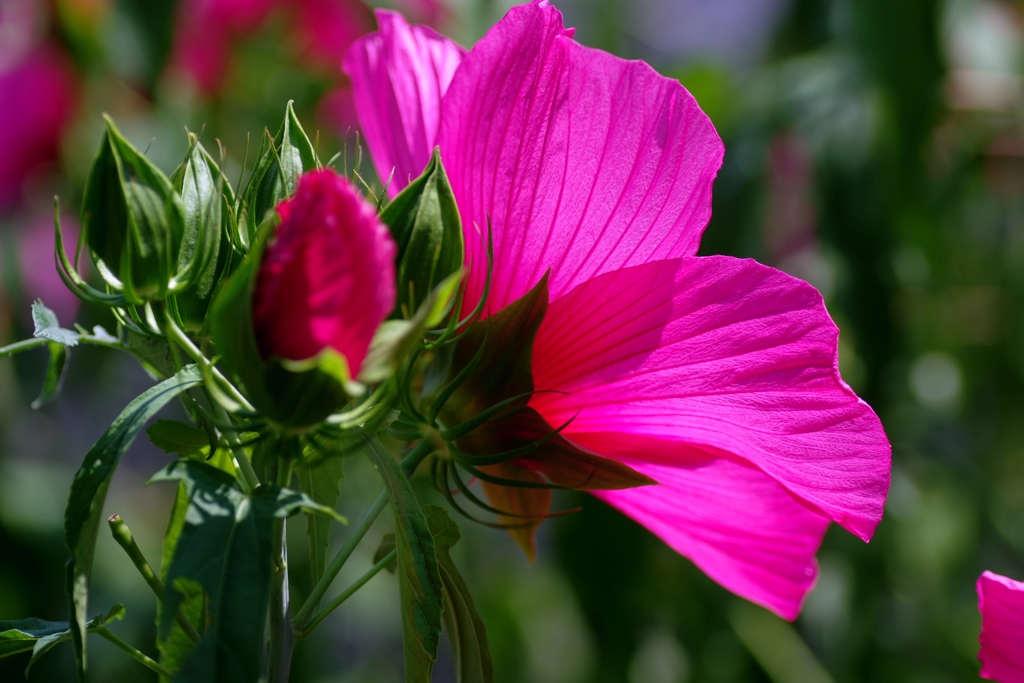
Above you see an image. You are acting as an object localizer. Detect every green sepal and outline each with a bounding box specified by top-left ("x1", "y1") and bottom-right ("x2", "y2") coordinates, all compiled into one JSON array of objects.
[
  {"x1": 171, "y1": 135, "x2": 236, "y2": 331},
  {"x1": 380, "y1": 147, "x2": 465, "y2": 319},
  {"x1": 422, "y1": 505, "x2": 494, "y2": 683},
  {"x1": 81, "y1": 115, "x2": 185, "y2": 304},
  {"x1": 209, "y1": 218, "x2": 350, "y2": 428},
  {"x1": 360, "y1": 269, "x2": 462, "y2": 384},
  {"x1": 240, "y1": 101, "x2": 318, "y2": 234}
]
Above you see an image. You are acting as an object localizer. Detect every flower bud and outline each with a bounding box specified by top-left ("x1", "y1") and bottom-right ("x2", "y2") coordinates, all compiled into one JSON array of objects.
[
  {"x1": 379, "y1": 147, "x2": 464, "y2": 319},
  {"x1": 211, "y1": 168, "x2": 396, "y2": 428},
  {"x1": 81, "y1": 116, "x2": 186, "y2": 304},
  {"x1": 253, "y1": 169, "x2": 396, "y2": 371}
]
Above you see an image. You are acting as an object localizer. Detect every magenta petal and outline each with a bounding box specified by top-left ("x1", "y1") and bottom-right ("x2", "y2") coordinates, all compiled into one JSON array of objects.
[
  {"x1": 979, "y1": 571, "x2": 1024, "y2": 682},
  {"x1": 253, "y1": 170, "x2": 397, "y2": 371},
  {"x1": 530, "y1": 256, "x2": 891, "y2": 542},
  {"x1": 436, "y1": 0, "x2": 723, "y2": 313},
  {"x1": 594, "y1": 456, "x2": 828, "y2": 620},
  {"x1": 343, "y1": 9, "x2": 464, "y2": 197}
]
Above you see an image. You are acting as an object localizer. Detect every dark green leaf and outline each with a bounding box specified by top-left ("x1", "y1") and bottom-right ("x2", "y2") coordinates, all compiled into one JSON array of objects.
[
  {"x1": 31, "y1": 299, "x2": 80, "y2": 346},
  {"x1": 31, "y1": 342, "x2": 69, "y2": 409},
  {"x1": 147, "y1": 419, "x2": 210, "y2": 458},
  {"x1": 150, "y1": 459, "x2": 344, "y2": 683},
  {"x1": 157, "y1": 482, "x2": 203, "y2": 678},
  {"x1": 373, "y1": 533, "x2": 397, "y2": 574},
  {"x1": 362, "y1": 436, "x2": 444, "y2": 683},
  {"x1": 297, "y1": 453, "x2": 345, "y2": 588},
  {"x1": 24, "y1": 605, "x2": 125, "y2": 676},
  {"x1": 422, "y1": 506, "x2": 494, "y2": 683},
  {"x1": 63, "y1": 365, "x2": 202, "y2": 681},
  {"x1": 124, "y1": 330, "x2": 176, "y2": 380},
  {"x1": 380, "y1": 148, "x2": 465, "y2": 318}
]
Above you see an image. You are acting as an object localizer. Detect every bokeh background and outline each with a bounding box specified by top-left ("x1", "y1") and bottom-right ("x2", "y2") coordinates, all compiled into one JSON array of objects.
[{"x1": 0, "y1": 0, "x2": 1017, "y2": 681}]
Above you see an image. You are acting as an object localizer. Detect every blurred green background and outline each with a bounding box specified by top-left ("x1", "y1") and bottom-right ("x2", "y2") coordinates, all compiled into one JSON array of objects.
[{"x1": 0, "y1": 0, "x2": 1018, "y2": 680}]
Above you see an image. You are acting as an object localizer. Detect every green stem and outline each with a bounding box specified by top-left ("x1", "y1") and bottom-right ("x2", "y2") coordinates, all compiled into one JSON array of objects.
[
  {"x1": 291, "y1": 438, "x2": 434, "y2": 630},
  {"x1": 297, "y1": 548, "x2": 397, "y2": 637},
  {"x1": 107, "y1": 515, "x2": 201, "y2": 644},
  {"x1": 211, "y1": 400, "x2": 261, "y2": 493},
  {"x1": 267, "y1": 447, "x2": 296, "y2": 683},
  {"x1": 0, "y1": 338, "x2": 47, "y2": 357},
  {"x1": 0, "y1": 333, "x2": 128, "y2": 359},
  {"x1": 163, "y1": 312, "x2": 255, "y2": 412},
  {"x1": 95, "y1": 627, "x2": 173, "y2": 679}
]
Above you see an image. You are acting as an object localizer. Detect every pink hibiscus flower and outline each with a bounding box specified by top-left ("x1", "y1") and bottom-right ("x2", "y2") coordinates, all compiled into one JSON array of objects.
[
  {"x1": 344, "y1": 0, "x2": 891, "y2": 620},
  {"x1": 978, "y1": 571, "x2": 1024, "y2": 682}
]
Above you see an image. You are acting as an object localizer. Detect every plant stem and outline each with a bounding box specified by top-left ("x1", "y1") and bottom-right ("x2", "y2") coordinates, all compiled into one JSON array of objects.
[
  {"x1": 297, "y1": 548, "x2": 397, "y2": 637},
  {"x1": 212, "y1": 401, "x2": 262, "y2": 493},
  {"x1": 0, "y1": 338, "x2": 48, "y2": 356},
  {"x1": 163, "y1": 312, "x2": 255, "y2": 412},
  {"x1": 95, "y1": 626, "x2": 173, "y2": 679},
  {"x1": 107, "y1": 515, "x2": 201, "y2": 644},
  {"x1": 267, "y1": 449, "x2": 296, "y2": 683},
  {"x1": 291, "y1": 437, "x2": 434, "y2": 630}
]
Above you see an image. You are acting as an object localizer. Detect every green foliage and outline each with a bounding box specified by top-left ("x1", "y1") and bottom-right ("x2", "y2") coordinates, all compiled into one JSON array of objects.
[
  {"x1": 62, "y1": 365, "x2": 202, "y2": 681},
  {"x1": 380, "y1": 148, "x2": 465, "y2": 318},
  {"x1": 362, "y1": 437, "x2": 444, "y2": 683},
  {"x1": 0, "y1": 605, "x2": 125, "y2": 678},
  {"x1": 296, "y1": 449, "x2": 346, "y2": 588},
  {"x1": 422, "y1": 506, "x2": 494, "y2": 683},
  {"x1": 147, "y1": 419, "x2": 212, "y2": 458},
  {"x1": 150, "y1": 459, "x2": 343, "y2": 683}
]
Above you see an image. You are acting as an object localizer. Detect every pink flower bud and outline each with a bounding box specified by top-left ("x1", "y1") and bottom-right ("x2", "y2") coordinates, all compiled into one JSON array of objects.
[{"x1": 253, "y1": 169, "x2": 396, "y2": 374}]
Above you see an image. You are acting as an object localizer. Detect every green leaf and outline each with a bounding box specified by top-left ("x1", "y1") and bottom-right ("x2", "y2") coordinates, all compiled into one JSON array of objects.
[
  {"x1": 150, "y1": 459, "x2": 345, "y2": 683},
  {"x1": 25, "y1": 605, "x2": 125, "y2": 677},
  {"x1": 380, "y1": 147, "x2": 465, "y2": 318},
  {"x1": 63, "y1": 365, "x2": 202, "y2": 681},
  {"x1": 31, "y1": 342, "x2": 69, "y2": 409},
  {"x1": 360, "y1": 269, "x2": 462, "y2": 383},
  {"x1": 296, "y1": 452, "x2": 346, "y2": 588},
  {"x1": 147, "y1": 419, "x2": 211, "y2": 458},
  {"x1": 124, "y1": 330, "x2": 176, "y2": 380},
  {"x1": 241, "y1": 101, "x2": 318, "y2": 227},
  {"x1": 31, "y1": 299, "x2": 80, "y2": 346},
  {"x1": 157, "y1": 482, "x2": 203, "y2": 678},
  {"x1": 173, "y1": 136, "x2": 234, "y2": 331},
  {"x1": 362, "y1": 436, "x2": 444, "y2": 683},
  {"x1": 373, "y1": 533, "x2": 397, "y2": 574},
  {"x1": 422, "y1": 506, "x2": 494, "y2": 683},
  {"x1": 0, "y1": 604, "x2": 124, "y2": 677}
]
